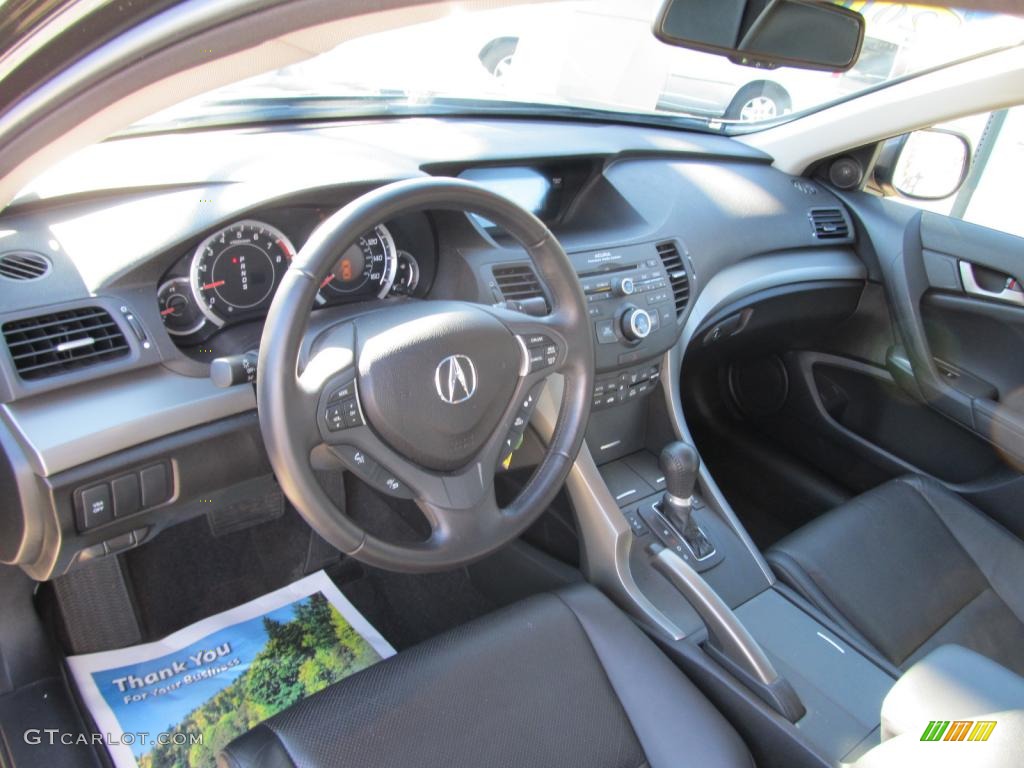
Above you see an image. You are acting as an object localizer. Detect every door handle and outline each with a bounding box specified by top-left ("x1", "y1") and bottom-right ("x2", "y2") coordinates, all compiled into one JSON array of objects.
[{"x1": 959, "y1": 261, "x2": 1024, "y2": 306}]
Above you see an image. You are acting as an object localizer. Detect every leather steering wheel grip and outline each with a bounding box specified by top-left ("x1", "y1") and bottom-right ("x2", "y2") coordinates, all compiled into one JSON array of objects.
[{"x1": 256, "y1": 176, "x2": 594, "y2": 572}]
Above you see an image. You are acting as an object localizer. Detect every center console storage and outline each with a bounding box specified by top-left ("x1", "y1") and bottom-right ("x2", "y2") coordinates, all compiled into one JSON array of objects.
[{"x1": 735, "y1": 590, "x2": 894, "y2": 760}]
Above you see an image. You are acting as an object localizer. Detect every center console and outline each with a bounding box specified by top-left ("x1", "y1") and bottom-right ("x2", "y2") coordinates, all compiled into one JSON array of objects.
[
  {"x1": 514, "y1": 245, "x2": 908, "y2": 767},
  {"x1": 482, "y1": 230, "x2": 906, "y2": 765},
  {"x1": 584, "y1": 437, "x2": 900, "y2": 767}
]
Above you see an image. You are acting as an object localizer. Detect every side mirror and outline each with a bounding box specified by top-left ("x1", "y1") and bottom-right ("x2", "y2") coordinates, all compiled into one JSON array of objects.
[
  {"x1": 654, "y1": 0, "x2": 865, "y2": 71},
  {"x1": 876, "y1": 129, "x2": 971, "y2": 200}
]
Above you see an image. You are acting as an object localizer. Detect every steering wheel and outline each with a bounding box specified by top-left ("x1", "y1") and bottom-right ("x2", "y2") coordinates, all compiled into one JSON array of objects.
[{"x1": 257, "y1": 177, "x2": 594, "y2": 572}]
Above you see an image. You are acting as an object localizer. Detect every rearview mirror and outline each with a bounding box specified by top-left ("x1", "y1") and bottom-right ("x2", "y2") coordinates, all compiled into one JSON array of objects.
[{"x1": 654, "y1": 0, "x2": 865, "y2": 71}]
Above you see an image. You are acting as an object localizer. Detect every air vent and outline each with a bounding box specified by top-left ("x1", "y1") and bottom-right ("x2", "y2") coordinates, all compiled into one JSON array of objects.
[
  {"x1": 3, "y1": 307, "x2": 129, "y2": 381},
  {"x1": 0, "y1": 251, "x2": 50, "y2": 281},
  {"x1": 809, "y1": 208, "x2": 850, "y2": 240},
  {"x1": 656, "y1": 241, "x2": 691, "y2": 318},
  {"x1": 493, "y1": 263, "x2": 544, "y2": 302}
]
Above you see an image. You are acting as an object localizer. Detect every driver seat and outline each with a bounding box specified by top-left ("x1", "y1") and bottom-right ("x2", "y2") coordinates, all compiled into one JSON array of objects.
[{"x1": 218, "y1": 583, "x2": 751, "y2": 768}]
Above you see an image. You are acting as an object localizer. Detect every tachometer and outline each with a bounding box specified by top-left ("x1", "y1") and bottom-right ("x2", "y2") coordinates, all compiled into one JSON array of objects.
[
  {"x1": 190, "y1": 220, "x2": 294, "y2": 326},
  {"x1": 319, "y1": 224, "x2": 397, "y2": 298}
]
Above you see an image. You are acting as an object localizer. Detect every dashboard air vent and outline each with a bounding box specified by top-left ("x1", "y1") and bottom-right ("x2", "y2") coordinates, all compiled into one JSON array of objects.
[
  {"x1": 656, "y1": 241, "x2": 691, "y2": 318},
  {"x1": 809, "y1": 208, "x2": 850, "y2": 240},
  {"x1": 0, "y1": 251, "x2": 50, "y2": 281},
  {"x1": 3, "y1": 307, "x2": 129, "y2": 381},
  {"x1": 493, "y1": 264, "x2": 544, "y2": 302}
]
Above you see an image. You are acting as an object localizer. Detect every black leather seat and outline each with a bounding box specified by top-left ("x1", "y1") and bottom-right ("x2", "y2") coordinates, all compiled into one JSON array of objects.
[
  {"x1": 219, "y1": 583, "x2": 752, "y2": 768},
  {"x1": 767, "y1": 474, "x2": 1024, "y2": 675}
]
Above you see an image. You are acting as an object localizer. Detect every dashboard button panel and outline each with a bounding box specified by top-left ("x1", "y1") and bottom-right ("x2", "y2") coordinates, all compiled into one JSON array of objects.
[
  {"x1": 591, "y1": 363, "x2": 660, "y2": 411},
  {"x1": 571, "y1": 242, "x2": 684, "y2": 372},
  {"x1": 74, "y1": 461, "x2": 172, "y2": 532}
]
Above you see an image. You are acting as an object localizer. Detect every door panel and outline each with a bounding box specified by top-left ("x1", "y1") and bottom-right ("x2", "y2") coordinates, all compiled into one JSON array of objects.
[
  {"x1": 790, "y1": 193, "x2": 1024, "y2": 537},
  {"x1": 921, "y1": 293, "x2": 1024, "y2": 404},
  {"x1": 811, "y1": 359, "x2": 1003, "y2": 484}
]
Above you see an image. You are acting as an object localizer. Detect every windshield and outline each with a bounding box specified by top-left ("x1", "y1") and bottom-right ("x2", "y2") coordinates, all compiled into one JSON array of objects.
[{"x1": 132, "y1": 0, "x2": 1024, "y2": 133}]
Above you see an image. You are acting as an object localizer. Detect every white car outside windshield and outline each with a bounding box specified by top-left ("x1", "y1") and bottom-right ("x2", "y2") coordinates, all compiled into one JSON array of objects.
[{"x1": 134, "y1": 0, "x2": 1024, "y2": 132}]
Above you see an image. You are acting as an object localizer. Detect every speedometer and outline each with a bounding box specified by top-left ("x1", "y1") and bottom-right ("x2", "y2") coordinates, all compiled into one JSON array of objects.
[
  {"x1": 319, "y1": 224, "x2": 398, "y2": 298},
  {"x1": 190, "y1": 220, "x2": 294, "y2": 326}
]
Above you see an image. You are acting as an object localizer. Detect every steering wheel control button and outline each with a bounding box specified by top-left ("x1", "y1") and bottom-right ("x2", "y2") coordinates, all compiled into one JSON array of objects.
[
  {"x1": 342, "y1": 398, "x2": 364, "y2": 428},
  {"x1": 76, "y1": 483, "x2": 113, "y2": 531},
  {"x1": 513, "y1": 382, "x2": 544, "y2": 432},
  {"x1": 621, "y1": 307, "x2": 653, "y2": 341},
  {"x1": 372, "y1": 468, "x2": 413, "y2": 499},
  {"x1": 521, "y1": 334, "x2": 558, "y2": 372},
  {"x1": 334, "y1": 445, "x2": 376, "y2": 474},
  {"x1": 334, "y1": 446, "x2": 412, "y2": 499},
  {"x1": 325, "y1": 405, "x2": 345, "y2": 432},
  {"x1": 324, "y1": 393, "x2": 364, "y2": 432},
  {"x1": 327, "y1": 379, "x2": 355, "y2": 404}
]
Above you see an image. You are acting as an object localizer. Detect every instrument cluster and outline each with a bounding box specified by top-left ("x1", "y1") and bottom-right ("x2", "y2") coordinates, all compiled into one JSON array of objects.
[{"x1": 156, "y1": 208, "x2": 434, "y2": 342}]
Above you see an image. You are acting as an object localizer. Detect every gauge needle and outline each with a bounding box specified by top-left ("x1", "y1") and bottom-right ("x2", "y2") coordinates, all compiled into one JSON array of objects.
[
  {"x1": 202, "y1": 280, "x2": 225, "y2": 290},
  {"x1": 160, "y1": 307, "x2": 177, "y2": 316},
  {"x1": 320, "y1": 274, "x2": 335, "y2": 289}
]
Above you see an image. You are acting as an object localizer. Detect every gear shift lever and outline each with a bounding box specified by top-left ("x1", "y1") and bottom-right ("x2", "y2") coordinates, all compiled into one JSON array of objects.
[
  {"x1": 661, "y1": 441, "x2": 699, "y2": 501},
  {"x1": 659, "y1": 442, "x2": 713, "y2": 558}
]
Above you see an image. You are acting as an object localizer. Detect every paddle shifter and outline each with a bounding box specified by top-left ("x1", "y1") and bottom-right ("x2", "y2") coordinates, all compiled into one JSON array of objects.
[{"x1": 659, "y1": 442, "x2": 713, "y2": 559}]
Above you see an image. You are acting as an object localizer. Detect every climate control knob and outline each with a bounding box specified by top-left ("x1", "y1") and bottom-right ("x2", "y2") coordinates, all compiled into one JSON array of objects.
[{"x1": 621, "y1": 306, "x2": 653, "y2": 341}]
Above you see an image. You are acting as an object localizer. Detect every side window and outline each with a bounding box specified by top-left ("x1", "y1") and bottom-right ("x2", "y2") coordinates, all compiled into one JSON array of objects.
[{"x1": 876, "y1": 106, "x2": 1024, "y2": 238}]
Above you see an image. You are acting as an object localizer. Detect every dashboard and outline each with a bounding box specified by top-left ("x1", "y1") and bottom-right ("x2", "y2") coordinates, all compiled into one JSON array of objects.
[{"x1": 0, "y1": 117, "x2": 864, "y2": 580}]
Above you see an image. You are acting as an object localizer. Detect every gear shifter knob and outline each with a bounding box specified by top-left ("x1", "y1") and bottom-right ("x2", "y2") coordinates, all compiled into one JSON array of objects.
[{"x1": 660, "y1": 441, "x2": 700, "y2": 501}]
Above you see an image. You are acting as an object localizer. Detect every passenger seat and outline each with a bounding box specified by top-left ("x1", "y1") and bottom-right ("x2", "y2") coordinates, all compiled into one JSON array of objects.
[{"x1": 766, "y1": 475, "x2": 1024, "y2": 676}]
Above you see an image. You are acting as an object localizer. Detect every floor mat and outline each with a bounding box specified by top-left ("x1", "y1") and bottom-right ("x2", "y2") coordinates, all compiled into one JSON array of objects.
[
  {"x1": 122, "y1": 506, "x2": 319, "y2": 642},
  {"x1": 328, "y1": 478, "x2": 497, "y2": 649},
  {"x1": 119, "y1": 479, "x2": 499, "y2": 651},
  {"x1": 331, "y1": 560, "x2": 496, "y2": 650},
  {"x1": 67, "y1": 572, "x2": 393, "y2": 768}
]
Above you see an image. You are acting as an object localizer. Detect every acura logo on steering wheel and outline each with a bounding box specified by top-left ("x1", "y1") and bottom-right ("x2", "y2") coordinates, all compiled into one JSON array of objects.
[{"x1": 435, "y1": 354, "x2": 478, "y2": 404}]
